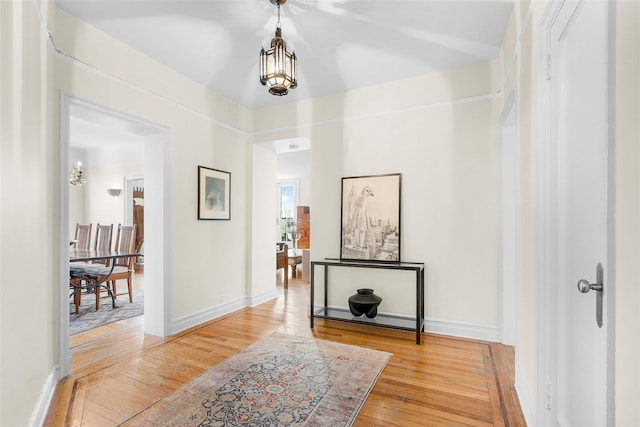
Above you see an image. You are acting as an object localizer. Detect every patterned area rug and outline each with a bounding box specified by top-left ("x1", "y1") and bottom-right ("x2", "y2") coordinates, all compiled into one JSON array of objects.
[
  {"x1": 69, "y1": 288, "x2": 144, "y2": 335},
  {"x1": 121, "y1": 332, "x2": 391, "y2": 426}
]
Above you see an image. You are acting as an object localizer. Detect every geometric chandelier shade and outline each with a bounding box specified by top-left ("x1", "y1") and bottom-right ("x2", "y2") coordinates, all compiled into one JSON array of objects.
[{"x1": 259, "y1": 0, "x2": 297, "y2": 96}]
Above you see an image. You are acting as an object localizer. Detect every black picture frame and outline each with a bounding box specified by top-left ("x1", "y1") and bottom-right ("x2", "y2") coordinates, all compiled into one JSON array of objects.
[
  {"x1": 340, "y1": 173, "x2": 401, "y2": 262},
  {"x1": 198, "y1": 166, "x2": 231, "y2": 220}
]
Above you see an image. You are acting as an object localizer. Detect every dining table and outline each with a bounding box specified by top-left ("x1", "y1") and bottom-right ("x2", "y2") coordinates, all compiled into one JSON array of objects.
[{"x1": 69, "y1": 248, "x2": 142, "y2": 309}]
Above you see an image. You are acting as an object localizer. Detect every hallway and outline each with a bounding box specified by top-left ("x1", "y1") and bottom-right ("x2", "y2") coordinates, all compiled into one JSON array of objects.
[{"x1": 48, "y1": 275, "x2": 525, "y2": 426}]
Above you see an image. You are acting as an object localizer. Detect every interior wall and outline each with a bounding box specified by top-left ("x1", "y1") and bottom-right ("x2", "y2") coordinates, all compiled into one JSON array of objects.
[
  {"x1": 277, "y1": 150, "x2": 310, "y2": 180},
  {"x1": 74, "y1": 163, "x2": 143, "y2": 238},
  {"x1": 250, "y1": 144, "x2": 278, "y2": 299},
  {"x1": 615, "y1": 2, "x2": 640, "y2": 424},
  {"x1": 253, "y1": 59, "x2": 503, "y2": 331},
  {"x1": 53, "y1": 7, "x2": 253, "y2": 325},
  {"x1": 495, "y1": 3, "x2": 541, "y2": 420},
  {"x1": 299, "y1": 178, "x2": 311, "y2": 207},
  {"x1": 0, "y1": 1, "x2": 57, "y2": 425}
]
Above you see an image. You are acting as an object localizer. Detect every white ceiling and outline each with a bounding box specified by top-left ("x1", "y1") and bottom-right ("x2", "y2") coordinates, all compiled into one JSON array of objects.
[
  {"x1": 57, "y1": 0, "x2": 513, "y2": 111},
  {"x1": 69, "y1": 104, "x2": 146, "y2": 165}
]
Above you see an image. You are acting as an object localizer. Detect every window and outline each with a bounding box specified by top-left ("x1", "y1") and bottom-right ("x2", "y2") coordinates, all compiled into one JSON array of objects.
[{"x1": 277, "y1": 181, "x2": 298, "y2": 244}]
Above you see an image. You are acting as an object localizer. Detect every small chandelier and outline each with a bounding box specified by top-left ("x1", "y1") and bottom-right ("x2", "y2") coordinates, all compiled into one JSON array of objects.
[
  {"x1": 69, "y1": 162, "x2": 86, "y2": 186},
  {"x1": 259, "y1": 0, "x2": 297, "y2": 96}
]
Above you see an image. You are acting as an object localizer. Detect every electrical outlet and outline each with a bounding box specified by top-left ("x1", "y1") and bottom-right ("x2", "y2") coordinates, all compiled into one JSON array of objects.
[{"x1": 220, "y1": 295, "x2": 225, "y2": 303}]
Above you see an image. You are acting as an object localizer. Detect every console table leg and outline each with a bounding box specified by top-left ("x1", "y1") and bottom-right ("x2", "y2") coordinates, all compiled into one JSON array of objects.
[
  {"x1": 416, "y1": 270, "x2": 421, "y2": 344},
  {"x1": 310, "y1": 265, "x2": 315, "y2": 328},
  {"x1": 310, "y1": 260, "x2": 425, "y2": 345}
]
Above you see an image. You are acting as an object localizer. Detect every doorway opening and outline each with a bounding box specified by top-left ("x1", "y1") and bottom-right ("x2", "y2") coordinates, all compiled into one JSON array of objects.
[
  {"x1": 255, "y1": 137, "x2": 311, "y2": 284},
  {"x1": 59, "y1": 94, "x2": 172, "y2": 377}
]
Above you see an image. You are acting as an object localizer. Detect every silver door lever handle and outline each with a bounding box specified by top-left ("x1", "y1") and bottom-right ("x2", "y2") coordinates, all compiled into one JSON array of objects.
[
  {"x1": 577, "y1": 263, "x2": 604, "y2": 328},
  {"x1": 577, "y1": 279, "x2": 603, "y2": 293}
]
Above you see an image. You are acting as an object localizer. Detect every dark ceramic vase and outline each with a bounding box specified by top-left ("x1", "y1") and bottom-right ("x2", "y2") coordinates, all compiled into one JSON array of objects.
[{"x1": 348, "y1": 288, "x2": 383, "y2": 318}]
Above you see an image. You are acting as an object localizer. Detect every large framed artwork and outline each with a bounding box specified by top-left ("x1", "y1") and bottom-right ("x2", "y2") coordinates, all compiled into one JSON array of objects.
[
  {"x1": 198, "y1": 166, "x2": 231, "y2": 220},
  {"x1": 340, "y1": 173, "x2": 401, "y2": 262}
]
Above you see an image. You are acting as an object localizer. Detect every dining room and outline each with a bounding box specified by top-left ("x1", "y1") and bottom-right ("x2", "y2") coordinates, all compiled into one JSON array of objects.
[{"x1": 68, "y1": 103, "x2": 146, "y2": 334}]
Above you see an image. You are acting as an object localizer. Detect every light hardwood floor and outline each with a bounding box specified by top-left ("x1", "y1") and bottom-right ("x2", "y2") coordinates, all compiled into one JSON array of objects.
[{"x1": 46, "y1": 273, "x2": 526, "y2": 426}]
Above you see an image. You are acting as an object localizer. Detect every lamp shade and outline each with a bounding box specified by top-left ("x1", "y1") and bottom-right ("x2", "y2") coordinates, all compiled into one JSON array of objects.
[{"x1": 107, "y1": 188, "x2": 122, "y2": 198}]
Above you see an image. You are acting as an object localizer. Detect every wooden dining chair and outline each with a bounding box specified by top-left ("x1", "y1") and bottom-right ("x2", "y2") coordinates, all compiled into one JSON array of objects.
[
  {"x1": 70, "y1": 223, "x2": 93, "y2": 271},
  {"x1": 93, "y1": 224, "x2": 137, "y2": 309},
  {"x1": 70, "y1": 223, "x2": 93, "y2": 314},
  {"x1": 93, "y1": 223, "x2": 114, "y2": 265},
  {"x1": 73, "y1": 223, "x2": 92, "y2": 249},
  {"x1": 276, "y1": 242, "x2": 288, "y2": 288},
  {"x1": 70, "y1": 223, "x2": 113, "y2": 314}
]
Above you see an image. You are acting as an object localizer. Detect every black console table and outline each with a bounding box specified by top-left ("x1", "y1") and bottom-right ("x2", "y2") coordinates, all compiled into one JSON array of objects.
[{"x1": 310, "y1": 258, "x2": 425, "y2": 344}]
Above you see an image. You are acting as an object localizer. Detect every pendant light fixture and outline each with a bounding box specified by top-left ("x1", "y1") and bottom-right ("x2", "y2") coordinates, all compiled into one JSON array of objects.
[
  {"x1": 69, "y1": 162, "x2": 86, "y2": 186},
  {"x1": 259, "y1": 0, "x2": 297, "y2": 96}
]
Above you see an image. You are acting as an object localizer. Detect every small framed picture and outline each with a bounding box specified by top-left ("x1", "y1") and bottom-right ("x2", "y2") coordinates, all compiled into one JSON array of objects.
[
  {"x1": 341, "y1": 173, "x2": 401, "y2": 262},
  {"x1": 198, "y1": 166, "x2": 231, "y2": 220}
]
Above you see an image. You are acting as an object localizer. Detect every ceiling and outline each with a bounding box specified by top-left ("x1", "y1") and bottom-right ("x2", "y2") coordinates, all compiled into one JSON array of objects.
[
  {"x1": 69, "y1": 104, "x2": 147, "y2": 164},
  {"x1": 57, "y1": 0, "x2": 513, "y2": 111}
]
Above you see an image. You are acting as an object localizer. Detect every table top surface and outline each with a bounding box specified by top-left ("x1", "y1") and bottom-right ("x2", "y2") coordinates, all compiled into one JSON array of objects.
[
  {"x1": 69, "y1": 248, "x2": 142, "y2": 262},
  {"x1": 313, "y1": 258, "x2": 424, "y2": 270}
]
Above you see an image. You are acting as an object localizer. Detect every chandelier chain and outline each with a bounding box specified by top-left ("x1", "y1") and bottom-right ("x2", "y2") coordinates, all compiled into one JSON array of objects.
[
  {"x1": 277, "y1": 2, "x2": 281, "y2": 29},
  {"x1": 259, "y1": 0, "x2": 297, "y2": 96}
]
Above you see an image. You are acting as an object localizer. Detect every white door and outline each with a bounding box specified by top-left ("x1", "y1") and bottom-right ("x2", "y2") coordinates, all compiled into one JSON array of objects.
[{"x1": 549, "y1": 1, "x2": 611, "y2": 425}]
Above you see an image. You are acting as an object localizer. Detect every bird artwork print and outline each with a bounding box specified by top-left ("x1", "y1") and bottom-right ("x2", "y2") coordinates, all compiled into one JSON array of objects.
[
  {"x1": 348, "y1": 185, "x2": 375, "y2": 249},
  {"x1": 341, "y1": 174, "x2": 401, "y2": 262}
]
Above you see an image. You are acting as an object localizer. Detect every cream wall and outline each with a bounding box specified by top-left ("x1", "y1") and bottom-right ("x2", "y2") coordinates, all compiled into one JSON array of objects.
[
  {"x1": 253, "y1": 60, "x2": 503, "y2": 332},
  {"x1": 499, "y1": 1, "x2": 542, "y2": 420},
  {"x1": 84, "y1": 164, "x2": 144, "y2": 234},
  {"x1": 0, "y1": 1, "x2": 57, "y2": 425},
  {"x1": 250, "y1": 145, "x2": 278, "y2": 299},
  {"x1": 615, "y1": 2, "x2": 640, "y2": 425},
  {"x1": 53, "y1": 8, "x2": 255, "y2": 323},
  {"x1": 277, "y1": 150, "x2": 310, "y2": 180}
]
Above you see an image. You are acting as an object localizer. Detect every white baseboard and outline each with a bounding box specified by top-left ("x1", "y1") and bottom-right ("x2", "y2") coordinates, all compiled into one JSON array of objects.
[
  {"x1": 30, "y1": 365, "x2": 60, "y2": 427},
  {"x1": 171, "y1": 298, "x2": 245, "y2": 334},
  {"x1": 171, "y1": 290, "x2": 279, "y2": 335},
  {"x1": 313, "y1": 304, "x2": 500, "y2": 342},
  {"x1": 515, "y1": 367, "x2": 537, "y2": 426},
  {"x1": 424, "y1": 317, "x2": 500, "y2": 342},
  {"x1": 312, "y1": 307, "x2": 501, "y2": 342},
  {"x1": 248, "y1": 289, "x2": 279, "y2": 307}
]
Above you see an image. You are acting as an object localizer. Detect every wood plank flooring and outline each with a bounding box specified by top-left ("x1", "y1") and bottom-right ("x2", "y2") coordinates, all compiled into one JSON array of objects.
[{"x1": 45, "y1": 274, "x2": 526, "y2": 426}]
